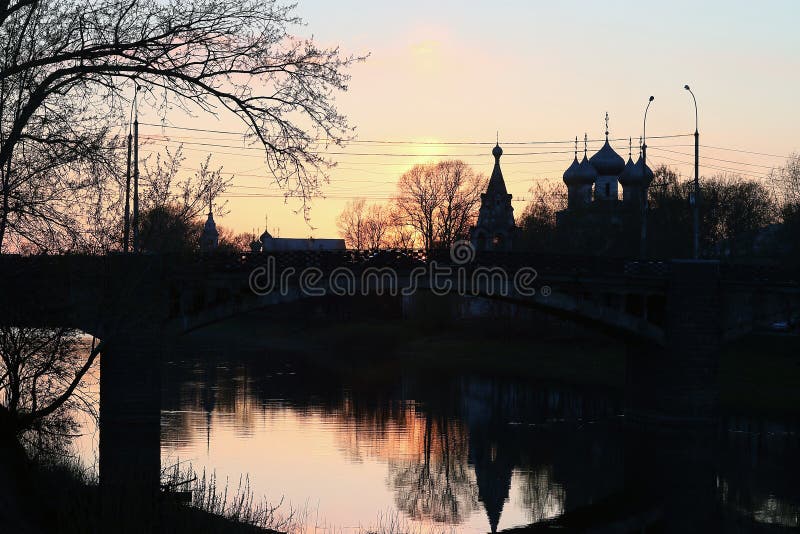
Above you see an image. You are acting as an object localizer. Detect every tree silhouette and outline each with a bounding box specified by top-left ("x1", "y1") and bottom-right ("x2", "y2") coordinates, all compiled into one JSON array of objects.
[
  {"x1": 394, "y1": 160, "x2": 485, "y2": 250},
  {"x1": 0, "y1": 0, "x2": 363, "y2": 250}
]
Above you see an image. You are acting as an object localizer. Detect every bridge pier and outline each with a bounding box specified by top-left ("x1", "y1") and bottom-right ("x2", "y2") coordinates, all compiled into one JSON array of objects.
[
  {"x1": 99, "y1": 331, "x2": 162, "y2": 532},
  {"x1": 626, "y1": 260, "x2": 722, "y2": 424}
]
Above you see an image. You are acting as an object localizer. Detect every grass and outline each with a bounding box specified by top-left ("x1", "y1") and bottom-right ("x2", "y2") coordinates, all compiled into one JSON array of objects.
[
  {"x1": 16, "y1": 456, "x2": 470, "y2": 534},
  {"x1": 162, "y1": 463, "x2": 303, "y2": 533},
  {"x1": 3, "y1": 453, "x2": 293, "y2": 533}
]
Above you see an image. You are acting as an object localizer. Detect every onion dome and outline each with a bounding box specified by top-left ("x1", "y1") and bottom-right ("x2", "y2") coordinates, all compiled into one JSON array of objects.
[
  {"x1": 492, "y1": 143, "x2": 503, "y2": 158},
  {"x1": 589, "y1": 139, "x2": 625, "y2": 176},
  {"x1": 562, "y1": 156, "x2": 581, "y2": 185},
  {"x1": 590, "y1": 114, "x2": 625, "y2": 176},
  {"x1": 575, "y1": 155, "x2": 598, "y2": 184},
  {"x1": 618, "y1": 156, "x2": 637, "y2": 186},
  {"x1": 563, "y1": 136, "x2": 581, "y2": 186},
  {"x1": 259, "y1": 228, "x2": 272, "y2": 241},
  {"x1": 641, "y1": 157, "x2": 654, "y2": 186},
  {"x1": 626, "y1": 156, "x2": 654, "y2": 187}
]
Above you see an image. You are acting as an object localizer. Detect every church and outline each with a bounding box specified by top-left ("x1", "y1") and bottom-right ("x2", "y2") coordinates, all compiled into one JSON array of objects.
[
  {"x1": 557, "y1": 116, "x2": 655, "y2": 256},
  {"x1": 470, "y1": 142, "x2": 518, "y2": 251}
]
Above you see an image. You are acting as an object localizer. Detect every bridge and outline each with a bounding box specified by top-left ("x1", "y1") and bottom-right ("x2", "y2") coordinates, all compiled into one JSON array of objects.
[
  {"x1": 1, "y1": 251, "x2": 795, "y2": 339},
  {"x1": 0, "y1": 251, "x2": 797, "y2": 531}
]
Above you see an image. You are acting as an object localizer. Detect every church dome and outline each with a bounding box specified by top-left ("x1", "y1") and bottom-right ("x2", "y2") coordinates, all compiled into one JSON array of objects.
[
  {"x1": 492, "y1": 143, "x2": 503, "y2": 158},
  {"x1": 562, "y1": 156, "x2": 581, "y2": 186},
  {"x1": 259, "y1": 229, "x2": 272, "y2": 241},
  {"x1": 575, "y1": 155, "x2": 598, "y2": 184},
  {"x1": 589, "y1": 140, "x2": 625, "y2": 176},
  {"x1": 633, "y1": 156, "x2": 654, "y2": 186},
  {"x1": 618, "y1": 156, "x2": 638, "y2": 186}
]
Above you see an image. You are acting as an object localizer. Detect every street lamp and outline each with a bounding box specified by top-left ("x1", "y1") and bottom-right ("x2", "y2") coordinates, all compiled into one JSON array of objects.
[
  {"x1": 640, "y1": 95, "x2": 654, "y2": 259},
  {"x1": 685, "y1": 84, "x2": 700, "y2": 259}
]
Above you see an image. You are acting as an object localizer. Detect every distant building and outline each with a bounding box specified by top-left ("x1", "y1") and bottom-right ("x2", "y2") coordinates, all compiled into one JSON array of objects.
[
  {"x1": 260, "y1": 228, "x2": 345, "y2": 252},
  {"x1": 199, "y1": 209, "x2": 219, "y2": 253},
  {"x1": 470, "y1": 143, "x2": 517, "y2": 251}
]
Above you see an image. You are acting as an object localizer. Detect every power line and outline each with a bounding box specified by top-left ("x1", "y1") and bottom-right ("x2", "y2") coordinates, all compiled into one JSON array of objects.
[
  {"x1": 138, "y1": 138, "x2": 703, "y2": 159},
  {"x1": 700, "y1": 144, "x2": 792, "y2": 159},
  {"x1": 648, "y1": 147, "x2": 780, "y2": 170},
  {"x1": 650, "y1": 153, "x2": 771, "y2": 179},
  {"x1": 137, "y1": 121, "x2": 692, "y2": 146}
]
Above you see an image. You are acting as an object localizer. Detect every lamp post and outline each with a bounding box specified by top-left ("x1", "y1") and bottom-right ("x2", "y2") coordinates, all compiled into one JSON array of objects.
[
  {"x1": 685, "y1": 84, "x2": 700, "y2": 259},
  {"x1": 640, "y1": 95, "x2": 654, "y2": 259}
]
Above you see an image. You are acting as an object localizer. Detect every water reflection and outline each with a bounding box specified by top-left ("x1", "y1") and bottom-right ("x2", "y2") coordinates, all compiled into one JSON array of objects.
[{"x1": 155, "y1": 349, "x2": 799, "y2": 533}]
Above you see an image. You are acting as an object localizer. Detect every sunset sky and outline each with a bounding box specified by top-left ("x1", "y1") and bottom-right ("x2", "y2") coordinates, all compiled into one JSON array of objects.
[{"x1": 136, "y1": 0, "x2": 800, "y2": 239}]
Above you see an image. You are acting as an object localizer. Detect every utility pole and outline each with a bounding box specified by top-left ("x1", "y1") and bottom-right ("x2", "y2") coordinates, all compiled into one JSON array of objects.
[
  {"x1": 685, "y1": 85, "x2": 700, "y2": 259},
  {"x1": 132, "y1": 86, "x2": 140, "y2": 253},
  {"x1": 123, "y1": 129, "x2": 132, "y2": 253},
  {"x1": 640, "y1": 96, "x2": 654, "y2": 259}
]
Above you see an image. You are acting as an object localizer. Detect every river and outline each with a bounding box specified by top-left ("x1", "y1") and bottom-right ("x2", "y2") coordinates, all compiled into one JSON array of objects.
[{"x1": 75, "y1": 341, "x2": 799, "y2": 533}]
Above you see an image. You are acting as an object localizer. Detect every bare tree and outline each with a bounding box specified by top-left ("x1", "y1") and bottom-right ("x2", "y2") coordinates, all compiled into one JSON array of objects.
[
  {"x1": 394, "y1": 165, "x2": 437, "y2": 250},
  {"x1": 769, "y1": 153, "x2": 800, "y2": 207},
  {"x1": 384, "y1": 222, "x2": 417, "y2": 249},
  {"x1": 141, "y1": 146, "x2": 231, "y2": 224},
  {"x1": 0, "y1": 0, "x2": 363, "y2": 251},
  {"x1": 517, "y1": 181, "x2": 566, "y2": 252},
  {"x1": 363, "y1": 203, "x2": 391, "y2": 249},
  {"x1": 336, "y1": 198, "x2": 368, "y2": 249},
  {"x1": 394, "y1": 160, "x2": 485, "y2": 250},
  {"x1": 0, "y1": 327, "x2": 101, "y2": 458}
]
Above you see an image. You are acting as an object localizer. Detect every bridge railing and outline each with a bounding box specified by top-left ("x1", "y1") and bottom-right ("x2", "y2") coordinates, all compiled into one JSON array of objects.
[
  {"x1": 174, "y1": 249, "x2": 674, "y2": 279},
  {"x1": 0, "y1": 251, "x2": 795, "y2": 285}
]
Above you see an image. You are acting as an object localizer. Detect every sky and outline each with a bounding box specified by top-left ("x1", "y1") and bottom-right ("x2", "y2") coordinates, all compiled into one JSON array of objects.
[{"x1": 136, "y1": 0, "x2": 800, "y2": 239}]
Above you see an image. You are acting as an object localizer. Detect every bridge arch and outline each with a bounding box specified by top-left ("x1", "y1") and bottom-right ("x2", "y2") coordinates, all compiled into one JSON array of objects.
[{"x1": 169, "y1": 280, "x2": 665, "y2": 346}]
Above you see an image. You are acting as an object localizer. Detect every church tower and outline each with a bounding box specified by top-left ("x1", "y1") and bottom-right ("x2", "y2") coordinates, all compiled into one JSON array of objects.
[
  {"x1": 470, "y1": 141, "x2": 516, "y2": 251},
  {"x1": 199, "y1": 200, "x2": 219, "y2": 253}
]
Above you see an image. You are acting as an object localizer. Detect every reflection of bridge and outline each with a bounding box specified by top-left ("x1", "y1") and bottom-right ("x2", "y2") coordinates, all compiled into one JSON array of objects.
[{"x1": 0, "y1": 251, "x2": 797, "y2": 531}]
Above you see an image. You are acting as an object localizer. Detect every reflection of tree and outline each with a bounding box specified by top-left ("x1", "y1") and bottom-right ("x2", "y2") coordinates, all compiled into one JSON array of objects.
[
  {"x1": 519, "y1": 466, "x2": 565, "y2": 523},
  {"x1": 158, "y1": 351, "x2": 637, "y2": 532},
  {"x1": 388, "y1": 413, "x2": 478, "y2": 524}
]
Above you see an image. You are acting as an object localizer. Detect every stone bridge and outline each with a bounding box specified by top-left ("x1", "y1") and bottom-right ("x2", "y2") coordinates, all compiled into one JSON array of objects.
[{"x1": 1, "y1": 251, "x2": 794, "y2": 342}]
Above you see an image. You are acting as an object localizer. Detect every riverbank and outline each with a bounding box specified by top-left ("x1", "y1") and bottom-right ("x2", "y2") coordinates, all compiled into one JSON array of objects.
[
  {"x1": 188, "y1": 313, "x2": 800, "y2": 416},
  {"x1": 0, "y1": 455, "x2": 283, "y2": 533}
]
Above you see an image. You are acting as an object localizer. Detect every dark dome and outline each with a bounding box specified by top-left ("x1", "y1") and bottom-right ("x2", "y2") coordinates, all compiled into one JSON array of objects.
[
  {"x1": 635, "y1": 156, "x2": 654, "y2": 186},
  {"x1": 623, "y1": 156, "x2": 654, "y2": 187},
  {"x1": 575, "y1": 155, "x2": 598, "y2": 184},
  {"x1": 562, "y1": 156, "x2": 581, "y2": 186},
  {"x1": 642, "y1": 159, "x2": 654, "y2": 185},
  {"x1": 492, "y1": 144, "x2": 503, "y2": 158},
  {"x1": 618, "y1": 157, "x2": 638, "y2": 186},
  {"x1": 589, "y1": 140, "x2": 626, "y2": 176}
]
